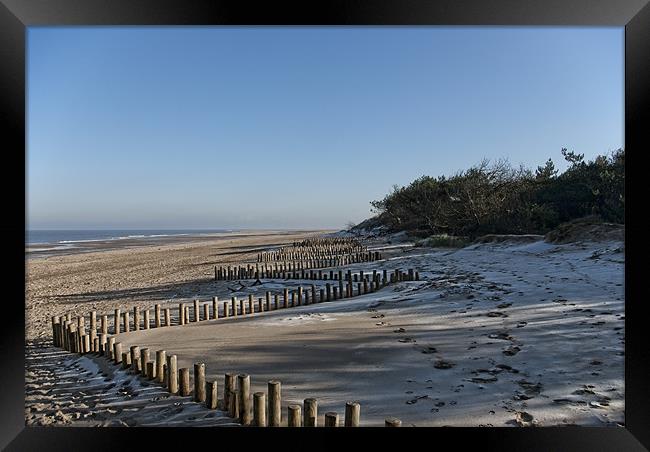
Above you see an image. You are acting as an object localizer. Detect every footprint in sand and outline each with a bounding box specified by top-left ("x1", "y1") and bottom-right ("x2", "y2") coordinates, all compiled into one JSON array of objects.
[
  {"x1": 398, "y1": 338, "x2": 416, "y2": 343},
  {"x1": 487, "y1": 311, "x2": 508, "y2": 318},
  {"x1": 503, "y1": 345, "x2": 521, "y2": 356},
  {"x1": 420, "y1": 346, "x2": 437, "y2": 354},
  {"x1": 393, "y1": 328, "x2": 406, "y2": 333},
  {"x1": 433, "y1": 360, "x2": 455, "y2": 369}
]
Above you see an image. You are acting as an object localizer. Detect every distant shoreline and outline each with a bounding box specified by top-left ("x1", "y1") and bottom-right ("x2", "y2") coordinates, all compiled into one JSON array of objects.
[{"x1": 25, "y1": 229, "x2": 335, "y2": 260}]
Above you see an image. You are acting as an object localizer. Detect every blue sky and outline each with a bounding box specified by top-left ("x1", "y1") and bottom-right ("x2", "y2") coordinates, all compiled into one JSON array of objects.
[{"x1": 27, "y1": 27, "x2": 624, "y2": 230}]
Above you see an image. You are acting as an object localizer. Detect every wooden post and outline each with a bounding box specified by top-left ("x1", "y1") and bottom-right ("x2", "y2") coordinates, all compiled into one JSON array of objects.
[
  {"x1": 178, "y1": 303, "x2": 185, "y2": 325},
  {"x1": 123, "y1": 312, "x2": 130, "y2": 333},
  {"x1": 107, "y1": 337, "x2": 116, "y2": 361},
  {"x1": 319, "y1": 289, "x2": 325, "y2": 303},
  {"x1": 240, "y1": 297, "x2": 246, "y2": 315},
  {"x1": 385, "y1": 417, "x2": 402, "y2": 427},
  {"x1": 223, "y1": 301, "x2": 229, "y2": 318},
  {"x1": 311, "y1": 285, "x2": 316, "y2": 305},
  {"x1": 156, "y1": 350, "x2": 166, "y2": 384},
  {"x1": 326, "y1": 283, "x2": 331, "y2": 302},
  {"x1": 345, "y1": 402, "x2": 360, "y2": 427},
  {"x1": 130, "y1": 346, "x2": 140, "y2": 373},
  {"x1": 164, "y1": 354, "x2": 178, "y2": 393},
  {"x1": 297, "y1": 287, "x2": 303, "y2": 306},
  {"x1": 229, "y1": 391, "x2": 240, "y2": 419},
  {"x1": 194, "y1": 362, "x2": 206, "y2": 403},
  {"x1": 146, "y1": 361, "x2": 156, "y2": 380},
  {"x1": 114, "y1": 309, "x2": 121, "y2": 334},
  {"x1": 283, "y1": 288, "x2": 289, "y2": 308},
  {"x1": 121, "y1": 352, "x2": 131, "y2": 369},
  {"x1": 194, "y1": 299, "x2": 200, "y2": 322},
  {"x1": 324, "y1": 412, "x2": 339, "y2": 427},
  {"x1": 179, "y1": 368, "x2": 191, "y2": 396},
  {"x1": 133, "y1": 306, "x2": 140, "y2": 331},
  {"x1": 238, "y1": 374, "x2": 252, "y2": 425},
  {"x1": 268, "y1": 380, "x2": 281, "y2": 427},
  {"x1": 206, "y1": 381, "x2": 218, "y2": 409},
  {"x1": 273, "y1": 294, "x2": 278, "y2": 310},
  {"x1": 101, "y1": 315, "x2": 108, "y2": 336},
  {"x1": 51, "y1": 316, "x2": 60, "y2": 346},
  {"x1": 144, "y1": 309, "x2": 150, "y2": 330},
  {"x1": 257, "y1": 298, "x2": 263, "y2": 313},
  {"x1": 83, "y1": 334, "x2": 90, "y2": 354},
  {"x1": 184, "y1": 305, "x2": 189, "y2": 324},
  {"x1": 249, "y1": 294, "x2": 254, "y2": 314},
  {"x1": 288, "y1": 405, "x2": 302, "y2": 427},
  {"x1": 304, "y1": 398, "x2": 318, "y2": 427},
  {"x1": 113, "y1": 342, "x2": 122, "y2": 364},
  {"x1": 232, "y1": 297, "x2": 238, "y2": 317},
  {"x1": 99, "y1": 333, "x2": 107, "y2": 356},
  {"x1": 265, "y1": 292, "x2": 271, "y2": 311},
  {"x1": 212, "y1": 296, "x2": 219, "y2": 319},
  {"x1": 140, "y1": 348, "x2": 150, "y2": 377},
  {"x1": 155, "y1": 304, "x2": 161, "y2": 327},
  {"x1": 203, "y1": 303, "x2": 209, "y2": 321},
  {"x1": 90, "y1": 311, "x2": 97, "y2": 338},
  {"x1": 254, "y1": 392, "x2": 266, "y2": 427},
  {"x1": 165, "y1": 308, "x2": 171, "y2": 326},
  {"x1": 224, "y1": 373, "x2": 235, "y2": 411}
]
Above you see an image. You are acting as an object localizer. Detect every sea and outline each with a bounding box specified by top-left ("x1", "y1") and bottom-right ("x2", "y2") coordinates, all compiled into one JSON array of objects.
[{"x1": 25, "y1": 229, "x2": 236, "y2": 256}]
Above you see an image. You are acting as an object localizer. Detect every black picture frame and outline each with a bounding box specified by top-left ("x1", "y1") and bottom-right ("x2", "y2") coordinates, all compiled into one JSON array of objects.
[{"x1": 2, "y1": 0, "x2": 648, "y2": 450}]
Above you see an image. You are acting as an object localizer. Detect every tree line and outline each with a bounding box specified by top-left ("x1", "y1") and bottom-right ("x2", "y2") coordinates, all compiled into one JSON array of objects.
[{"x1": 365, "y1": 148, "x2": 624, "y2": 239}]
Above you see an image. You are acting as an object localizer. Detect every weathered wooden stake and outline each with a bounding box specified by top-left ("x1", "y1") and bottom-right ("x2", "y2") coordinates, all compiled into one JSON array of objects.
[
  {"x1": 194, "y1": 299, "x2": 200, "y2": 322},
  {"x1": 288, "y1": 405, "x2": 302, "y2": 427},
  {"x1": 114, "y1": 342, "x2": 122, "y2": 364},
  {"x1": 122, "y1": 352, "x2": 131, "y2": 369},
  {"x1": 167, "y1": 354, "x2": 178, "y2": 394},
  {"x1": 114, "y1": 309, "x2": 121, "y2": 334},
  {"x1": 212, "y1": 296, "x2": 219, "y2": 319},
  {"x1": 179, "y1": 368, "x2": 191, "y2": 396},
  {"x1": 345, "y1": 402, "x2": 360, "y2": 427},
  {"x1": 156, "y1": 350, "x2": 166, "y2": 384},
  {"x1": 194, "y1": 362, "x2": 206, "y2": 402},
  {"x1": 105, "y1": 336, "x2": 115, "y2": 360},
  {"x1": 224, "y1": 373, "x2": 235, "y2": 411},
  {"x1": 155, "y1": 304, "x2": 161, "y2": 327},
  {"x1": 238, "y1": 374, "x2": 252, "y2": 425},
  {"x1": 253, "y1": 392, "x2": 266, "y2": 426},
  {"x1": 140, "y1": 348, "x2": 150, "y2": 377},
  {"x1": 165, "y1": 308, "x2": 171, "y2": 326},
  {"x1": 146, "y1": 361, "x2": 156, "y2": 380},
  {"x1": 130, "y1": 345, "x2": 140, "y2": 373},
  {"x1": 206, "y1": 381, "x2": 218, "y2": 409},
  {"x1": 324, "y1": 412, "x2": 339, "y2": 427},
  {"x1": 304, "y1": 398, "x2": 318, "y2": 427},
  {"x1": 268, "y1": 380, "x2": 281, "y2": 427}
]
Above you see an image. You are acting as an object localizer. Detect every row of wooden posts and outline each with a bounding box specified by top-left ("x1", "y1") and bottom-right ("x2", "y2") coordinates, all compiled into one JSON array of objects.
[
  {"x1": 258, "y1": 237, "x2": 370, "y2": 263},
  {"x1": 292, "y1": 237, "x2": 365, "y2": 248},
  {"x1": 79, "y1": 332, "x2": 403, "y2": 426},
  {"x1": 52, "y1": 267, "x2": 420, "y2": 353},
  {"x1": 215, "y1": 260, "x2": 418, "y2": 283},
  {"x1": 256, "y1": 251, "x2": 381, "y2": 265}
]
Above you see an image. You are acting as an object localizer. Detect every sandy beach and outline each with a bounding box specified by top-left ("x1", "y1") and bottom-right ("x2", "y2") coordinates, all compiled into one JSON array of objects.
[{"x1": 25, "y1": 230, "x2": 624, "y2": 427}]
